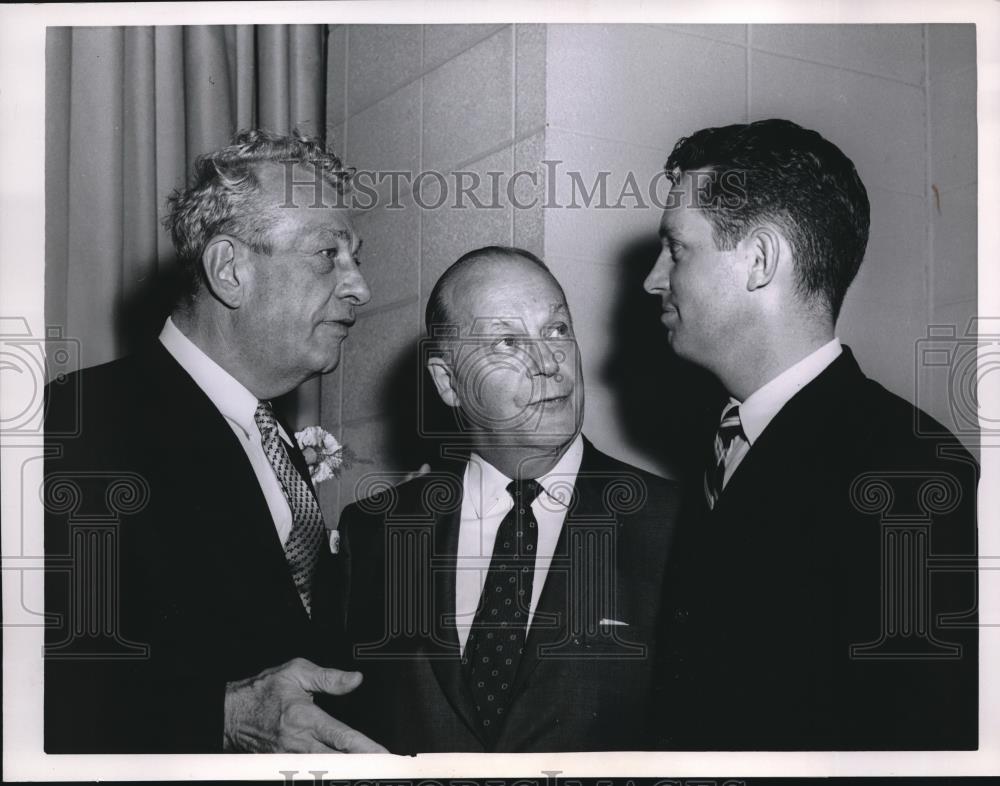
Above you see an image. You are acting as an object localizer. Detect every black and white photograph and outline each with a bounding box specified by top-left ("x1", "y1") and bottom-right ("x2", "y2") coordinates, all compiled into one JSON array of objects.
[{"x1": 0, "y1": 0, "x2": 997, "y2": 782}]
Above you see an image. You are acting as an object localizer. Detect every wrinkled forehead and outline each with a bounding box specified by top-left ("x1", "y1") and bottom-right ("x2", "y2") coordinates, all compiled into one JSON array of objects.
[
  {"x1": 254, "y1": 160, "x2": 345, "y2": 211},
  {"x1": 252, "y1": 161, "x2": 357, "y2": 248},
  {"x1": 448, "y1": 257, "x2": 571, "y2": 329}
]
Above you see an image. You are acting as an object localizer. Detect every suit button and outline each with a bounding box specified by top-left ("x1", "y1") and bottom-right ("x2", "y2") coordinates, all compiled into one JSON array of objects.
[{"x1": 673, "y1": 609, "x2": 689, "y2": 622}]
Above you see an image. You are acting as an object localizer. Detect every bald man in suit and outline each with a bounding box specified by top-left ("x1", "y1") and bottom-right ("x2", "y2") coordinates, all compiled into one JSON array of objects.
[{"x1": 335, "y1": 246, "x2": 682, "y2": 752}]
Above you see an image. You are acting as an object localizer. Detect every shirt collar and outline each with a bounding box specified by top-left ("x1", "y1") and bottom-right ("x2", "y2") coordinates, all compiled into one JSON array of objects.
[
  {"x1": 466, "y1": 433, "x2": 585, "y2": 517},
  {"x1": 737, "y1": 338, "x2": 843, "y2": 446},
  {"x1": 159, "y1": 317, "x2": 281, "y2": 443}
]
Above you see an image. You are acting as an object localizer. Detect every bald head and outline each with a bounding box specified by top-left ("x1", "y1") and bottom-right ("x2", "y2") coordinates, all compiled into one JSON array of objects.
[{"x1": 425, "y1": 246, "x2": 567, "y2": 336}]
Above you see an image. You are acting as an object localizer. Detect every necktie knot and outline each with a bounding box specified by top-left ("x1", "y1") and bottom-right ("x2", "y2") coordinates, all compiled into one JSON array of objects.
[
  {"x1": 507, "y1": 478, "x2": 543, "y2": 508},
  {"x1": 717, "y1": 404, "x2": 743, "y2": 451},
  {"x1": 705, "y1": 403, "x2": 744, "y2": 509},
  {"x1": 254, "y1": 401, "x2": 278, "y2": 438}
]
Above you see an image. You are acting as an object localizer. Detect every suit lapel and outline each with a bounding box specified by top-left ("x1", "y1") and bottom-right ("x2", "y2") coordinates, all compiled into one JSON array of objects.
[
  {"x1": 712, "y1": 348, "x2": 865, "y2": 520},
  {"x1": 426, "y1": 468, "x2": 484, "y2": 744},
  {"x1": 510, "y1": 439, "x2": 619, "y2": 698},
  {"x1": 138, "y1": 343, "x2": 308, "y2": 624}
]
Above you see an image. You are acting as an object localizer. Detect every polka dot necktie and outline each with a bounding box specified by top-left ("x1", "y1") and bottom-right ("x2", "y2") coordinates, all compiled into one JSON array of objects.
[
  {"x1": 704, "y1": 402, "x2": 743, "y2": 509},
  {"x1": 464, "y1": 478, "x2": 542, "y2": 744},
  {"x1": 254, "y1": 401, "x2": 326, "y2": 616}
]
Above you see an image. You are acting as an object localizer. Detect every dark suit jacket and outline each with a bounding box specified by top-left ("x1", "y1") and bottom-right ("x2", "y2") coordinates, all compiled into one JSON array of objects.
[
  {"x1": 332, "y1": 438, "x2": 681, "y2": 752},
  {"x1": 657, "y1": 347, "x2": 979, "y2": 750},
  {"x1": 44, "y1": 342, "x2": 344, "y2": 753}
]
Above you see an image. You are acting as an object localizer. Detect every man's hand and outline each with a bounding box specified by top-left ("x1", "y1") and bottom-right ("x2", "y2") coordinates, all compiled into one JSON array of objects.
[{"x1": 223, "y1": 658, "x2": 387, "y2": 753}]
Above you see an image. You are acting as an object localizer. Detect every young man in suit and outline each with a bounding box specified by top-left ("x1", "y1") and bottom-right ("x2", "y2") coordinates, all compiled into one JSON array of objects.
[
  {"x1": 644, "y1": 119, "x2": 978, "y2": 749},
  {"x1": 335, "y1": 246, "x2": 681, "y2": 752},
  {"x1": 44, "y1": 129, "x2": 385, "y2": 753}
]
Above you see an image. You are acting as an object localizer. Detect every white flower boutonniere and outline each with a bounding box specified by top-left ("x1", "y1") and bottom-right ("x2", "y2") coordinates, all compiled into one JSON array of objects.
[{"x1": 294, "y1": 425, "x2": 363, "y2": 485}]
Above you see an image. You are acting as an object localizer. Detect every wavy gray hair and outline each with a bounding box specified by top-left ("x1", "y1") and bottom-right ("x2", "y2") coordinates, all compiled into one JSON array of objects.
[{"x1": 163, "y1": 128, "x2": 352, "y2": 299}]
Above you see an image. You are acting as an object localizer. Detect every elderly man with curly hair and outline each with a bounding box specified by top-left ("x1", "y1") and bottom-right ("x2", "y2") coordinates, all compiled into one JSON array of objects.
[{"x1": 44, "y1": 130, "x2": 384, "y2": 753}]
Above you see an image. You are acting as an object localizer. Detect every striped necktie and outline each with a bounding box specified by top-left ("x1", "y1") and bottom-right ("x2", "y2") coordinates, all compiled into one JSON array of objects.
[
  {"x1": 254, "y1": 401, "x2": 325, "y2": 616},
  {"x1": 704, "y1": 403, "x2": 743, "y2": 509}
]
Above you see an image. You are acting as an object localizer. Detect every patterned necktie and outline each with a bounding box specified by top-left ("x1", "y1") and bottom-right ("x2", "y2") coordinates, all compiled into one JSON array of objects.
[
  {"x1": 254, "y1": 401, "x2": 326, "y2": 616},
  {"x1": 704, "y1": 402, "x2": 743, "y2": 509},
  {"x1": 464, "y1": 478, "x2": 542, "y2": 745}
]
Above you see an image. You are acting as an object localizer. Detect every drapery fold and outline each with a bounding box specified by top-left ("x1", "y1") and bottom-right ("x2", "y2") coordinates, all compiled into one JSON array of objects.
[{"x1": 45, "y1": 24, "x2": 330, "y2": 426}]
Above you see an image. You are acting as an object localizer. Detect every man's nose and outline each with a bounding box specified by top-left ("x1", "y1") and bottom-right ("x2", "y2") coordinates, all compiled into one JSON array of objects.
[
  {"x1": 643, "y1": 251, "x2": 672, "y2": 294},
  {"x1": 533, "y1": 340, "x2": 563, "y2": 377},
  {"x1": 339, "y1": 263, "x2": 371, "y2": 306}
]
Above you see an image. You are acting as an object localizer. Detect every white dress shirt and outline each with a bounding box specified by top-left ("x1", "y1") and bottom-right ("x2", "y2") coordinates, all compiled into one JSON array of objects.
[
  {"x1": 455, "y1": 434, "x2": 585, "y2": 654},
  {"x1": 720, "y1": 338, "x2": 843, "y2": 488},
  {"x1": 159, "y1": 317, "x2": 295, "y2": 544}
]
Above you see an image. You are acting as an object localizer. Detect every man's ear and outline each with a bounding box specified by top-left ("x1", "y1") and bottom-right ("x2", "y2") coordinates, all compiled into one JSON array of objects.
[
  {"x1": 201, "y1": 235, "x2": 248, "y2": 308},
  {"x1": 426, "y1": 357, "x2": 461, "y2": 408},
  {"x1": 745, "y1": 225, "x2": 782, "y2": 292}
]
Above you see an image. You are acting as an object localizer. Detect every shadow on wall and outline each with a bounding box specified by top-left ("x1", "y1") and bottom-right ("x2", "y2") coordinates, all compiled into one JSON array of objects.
[
  {"x1": 112, "y1": 259, "x2": 311, "y2": 426},
  {"x1": 378, "y1": 334, "x2": 461, "y2": 472},
  {"x1": 114, "y1": 260, "x2": 187, "y2": 354},
  {"x1": 601, "y1": 234, "x2": 725, "y2": 481}
]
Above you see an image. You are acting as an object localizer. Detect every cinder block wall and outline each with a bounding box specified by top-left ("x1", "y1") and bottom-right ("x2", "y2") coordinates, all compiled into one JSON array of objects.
[
  {"x1": 542, "y1": 23, "x2": 979, "y2": 479},
  {"x1": 324, "y1": 23, "x2": 978, "y2": 518},
  {"x1": 922, "y1": 25, "x2": 979, "y2": 454},
  {"x1": 321, "y1": 25, "x2": 546, "y2": 515}
]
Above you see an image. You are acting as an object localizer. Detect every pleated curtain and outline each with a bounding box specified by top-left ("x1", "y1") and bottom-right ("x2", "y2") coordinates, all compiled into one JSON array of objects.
[{"x1": 45, "y1": 24, "x2": 331, "y2": 425}]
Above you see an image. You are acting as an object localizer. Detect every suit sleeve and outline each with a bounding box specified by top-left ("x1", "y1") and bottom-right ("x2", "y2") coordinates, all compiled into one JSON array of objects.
[
  {"x1": 315, "y1": 501, "x2": 380, "y2": 737},
  {"x1": 43, "y1": 376, "x2": 227, "y2": 753},
  {"x1": 838, "y1": 423, "x2": 979, "y2": 748}
]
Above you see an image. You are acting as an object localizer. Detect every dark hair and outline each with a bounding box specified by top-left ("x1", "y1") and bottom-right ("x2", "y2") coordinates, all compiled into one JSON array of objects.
[
  {"x1": 665, "y1": 118, "x2": 870, "y2": 319},
  {"x1": 424, "y1": 245, "x2": 564, "y2": 335},
  {"x1": 163, "y1": 128, "x2": 353, "y2": 300}
]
